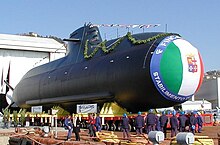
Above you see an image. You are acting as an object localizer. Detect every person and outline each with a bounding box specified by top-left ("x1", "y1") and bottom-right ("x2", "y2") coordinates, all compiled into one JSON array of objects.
[
  {"x1": 159, "y1": 111, "x2": 168, "y2": 138},
  {"x1": 155, "y1": 114, "x2": 161, "y2": 131},
  {"x1": 185, "y1": 112, "x2": 190, "y2": 131},
  {"x1": 144, "y1": 112, "x2": 148, "y2": 134},
  {"x1": 213, "y1": 113, "x2": 217, "y2": 123},
  {"x1": 121, "y1": 113, "x2": 130, "y2": 139},
  {"x1": 64, "y1": 115, "x2": 73, "y2": 141},
  {"x1": 196, "y1": 112, "x2": 203, "y2": 133},
  {"x1": 3, "y1": 115, "x2": 9, "y2": 129},
  {"x1": 95, "y1": 113, "x2": 102, "y2": 132},
  {"x1": 170, "y1": 110, "x2": 178, "y2": 137},
  {"x1": 189, "y1": 111, "x2": 197, "y2": 134},
  {"x1": 73, "y1": 116, "x2": 81, "y2": 141},
  {"x1": 88, "y1": 113, "x2": 96, "y2": 137},
  {"x1": 146, "y1": 109, "x2": 156, "y2": 134},
  {"x1": 25, "y1": 114, "x2": 30, "y2": 127},
  {"x1": 134, "y1": 111, "x2": 144, "y2": 135},
  {"x1": 178, "y1": 111, "x2": 188, "y2": 132}
]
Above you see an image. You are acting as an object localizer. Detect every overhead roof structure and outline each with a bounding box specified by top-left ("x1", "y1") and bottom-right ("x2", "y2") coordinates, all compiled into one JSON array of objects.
[
  {"x1": 0, "y1": 33, "x2": 67, "y2": 93},
  {"x1": 181, "y1": 100, "x2": 212, "y2": 110},
  {"x1": 0, "y1": 33, "x2": 66, "y2": 53}
]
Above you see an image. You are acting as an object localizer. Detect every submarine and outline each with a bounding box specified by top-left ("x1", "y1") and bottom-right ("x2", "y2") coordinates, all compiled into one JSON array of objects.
[{"x1": 12, "y1": 23, "x2": 204, "y2": 112}]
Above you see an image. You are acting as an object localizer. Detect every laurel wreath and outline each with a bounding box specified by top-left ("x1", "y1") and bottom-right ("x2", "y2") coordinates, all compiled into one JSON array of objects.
[{"x1": 84, "y1": 32, "x2": 180, "y2": 59}]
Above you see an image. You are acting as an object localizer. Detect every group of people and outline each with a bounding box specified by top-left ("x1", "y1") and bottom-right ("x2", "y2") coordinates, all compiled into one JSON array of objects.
[
  {"x1": 168, "y1": 110, "x2": 203, "y2": 137},
  {"x1": 64, "y1": 110, "x2": 204, "y2": 140},
  {"x1": 64, "y1": 113, "x2": 102, "y2": 141},
  {"x1": 64, "y1": 114, "x2": 81, "y2": 141},
  {"x1": 121, "y1": 110, "x2": 203, "y2": 139}
]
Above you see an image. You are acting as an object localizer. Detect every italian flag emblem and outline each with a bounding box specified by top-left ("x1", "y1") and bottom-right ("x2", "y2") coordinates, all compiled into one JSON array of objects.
[{"x1": 150, "y1": 35, "x2": 204, "y2": 102}]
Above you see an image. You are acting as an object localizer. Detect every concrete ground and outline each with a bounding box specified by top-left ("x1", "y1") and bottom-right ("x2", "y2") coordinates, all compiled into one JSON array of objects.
[
  {"x1": 0, "y1": 127, "x2": 67, "y2": 145},
  {"x1": 0, "y1": 125, "x2": 220, "y2": 145},
  {"x1": 0, "y1": 136, "x2": 9, "y2": 145}
]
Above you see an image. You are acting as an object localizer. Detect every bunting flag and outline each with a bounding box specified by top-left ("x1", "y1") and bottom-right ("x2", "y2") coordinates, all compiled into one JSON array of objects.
[
  {"x1": 0, "y1": 68, "x2": 4, "y2": 93},
  {"x1": 6, "y1": 61, "x2": 11, "y2": 93},
  {"x1": 0, "y1": 61, "x2": 11, "y2": 94},
  {"x1": 91, "y1": 24, "x2": 160, "y2": 29}
]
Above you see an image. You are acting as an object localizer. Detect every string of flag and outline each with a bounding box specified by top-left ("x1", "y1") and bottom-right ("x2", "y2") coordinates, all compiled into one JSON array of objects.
[{"x1": 91, "y1": 24, "x2": 160, "y2": 29}]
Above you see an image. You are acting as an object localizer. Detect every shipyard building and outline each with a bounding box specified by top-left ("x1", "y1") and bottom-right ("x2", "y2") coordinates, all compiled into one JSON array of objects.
[{"x1": 0, "y1": 33, "x2": 66, "y2": 109}]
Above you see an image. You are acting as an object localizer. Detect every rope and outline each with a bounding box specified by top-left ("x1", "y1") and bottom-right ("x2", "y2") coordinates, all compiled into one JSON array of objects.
[
  {"x1": 75, "y1": 24, "x2": 86, "y2": 63},
  {"x1": 25, "y1": 135, "x2": 45, "y2": 145},
  {"x1": 142, "y1": 39, "x2": 157, "y2": 69},
  {"x1": 33, "y1": 44, "x2": 66, "y2": 67}
]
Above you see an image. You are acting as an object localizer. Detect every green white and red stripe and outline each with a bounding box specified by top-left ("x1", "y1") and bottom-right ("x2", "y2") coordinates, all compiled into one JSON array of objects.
[{"x1": 150, "y1": 35, "x2": 204, "y2": 102}]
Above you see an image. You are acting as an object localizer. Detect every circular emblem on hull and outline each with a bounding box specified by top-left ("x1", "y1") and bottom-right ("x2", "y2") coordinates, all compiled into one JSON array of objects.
[{"x1": 150, "y1": 35, "x2": 204, "y2": 102}]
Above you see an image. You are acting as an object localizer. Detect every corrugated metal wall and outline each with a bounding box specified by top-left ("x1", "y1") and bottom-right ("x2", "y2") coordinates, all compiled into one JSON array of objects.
[{"x1": 195, "y1": 78, "x2": 219, "y2": 108}]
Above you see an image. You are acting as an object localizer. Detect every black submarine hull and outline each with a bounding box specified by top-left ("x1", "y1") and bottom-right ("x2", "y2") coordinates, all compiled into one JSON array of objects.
[{"x1": 12, "y1": 24, "x2": 204, "y2": 112}]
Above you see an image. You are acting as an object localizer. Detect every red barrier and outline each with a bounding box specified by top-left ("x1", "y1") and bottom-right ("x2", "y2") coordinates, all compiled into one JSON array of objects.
[{"x1": 201, "y1": 114, "x2": 213, "y2": 126}]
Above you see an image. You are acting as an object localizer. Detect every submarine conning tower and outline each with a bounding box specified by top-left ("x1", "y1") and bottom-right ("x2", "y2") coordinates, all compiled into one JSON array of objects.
[{"x1": 65, "y1": 24, "x2": 103, "y2": 63}]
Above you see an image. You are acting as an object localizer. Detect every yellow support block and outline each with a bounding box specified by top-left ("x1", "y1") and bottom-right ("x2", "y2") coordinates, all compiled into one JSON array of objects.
[
  {"x1": 170, "y1": 136, "x2": 214, "y2": 145},
  {"x1": 100, "y1": 102, "x2": 128, "y2": 116}
]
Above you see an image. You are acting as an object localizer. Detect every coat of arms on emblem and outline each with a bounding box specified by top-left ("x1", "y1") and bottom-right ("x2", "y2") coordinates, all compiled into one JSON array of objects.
[{"x1": 187, "y1": 54, "x2": 197, "y2": 73}]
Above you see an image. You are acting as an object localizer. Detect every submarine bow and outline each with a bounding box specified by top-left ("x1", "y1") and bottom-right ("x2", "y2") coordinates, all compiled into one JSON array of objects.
[{"x1": 12, "y1": 24, "x2": 204, "y2": 112}]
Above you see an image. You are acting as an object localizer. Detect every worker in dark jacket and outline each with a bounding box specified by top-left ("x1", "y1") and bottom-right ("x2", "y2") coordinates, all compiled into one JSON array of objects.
[
  {"x1": 121, "y1": 113, "x2": 130, "y2": 139},
  {"x1": 95, "y1": 113, "x2": 102, "y2": 132},
  {"x1": 178, "y1": 111, "x2": 188, "y2": 132},
  {"x1": 73, "y1": 117, "x2": 81, "y2": 141},
  {"x1": 135, "y1": 112, "x2": 144, "y2": 135},
  {"x1": 196, "y1": 112, "x2": 203, "y2": 133},
  {"x1": 144, "y1": 112, "x2": 148, "y2": 134},
  {"x1": 189, "y1": 111, "x2": 197, "y2": 134},
  {"x1": 170, "y1": 110, "x2": 178, "y2": 137},
  {"x1": 146, "y1": 109, "x2": 156, "y2": 134},
  {"x1": 155, "y1": 114, "x2": 161, "y2": 131},
  {"x1": 64, "y1": 115, "x2": 73, "y2": 141},
  {"x1": 159, "y1": 111, "x2": 168, "y2": 138}
]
